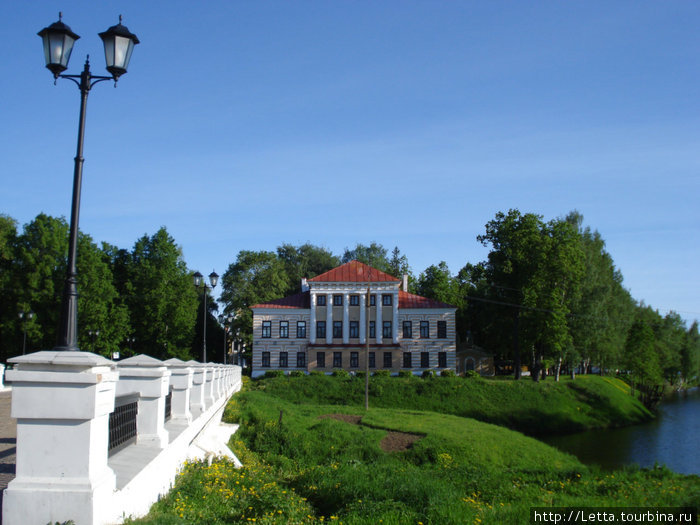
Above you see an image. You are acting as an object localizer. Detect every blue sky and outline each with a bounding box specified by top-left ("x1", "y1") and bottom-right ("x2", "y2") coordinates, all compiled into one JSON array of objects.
[{"x1": 2, "y1": 1, "x2": 699, "y2": 324}]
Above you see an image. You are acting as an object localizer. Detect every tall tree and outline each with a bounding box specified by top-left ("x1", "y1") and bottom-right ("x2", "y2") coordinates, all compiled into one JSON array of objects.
[
  {"x1": 0, "y1": 215, "x2": 19, "y2": 361},
  {"x1": 219, "y1": 250, "x2": 290, "y2": 352},
  {"x1": 277, "y1": 243, "x2": 340, "y2": 295},
  {"x1": 416, "y1": 261, "x2": 461, "y2": 307},
  {"x1": 127, "y1": 228, "x2": 198, "y2": 360},
  {"x1": 341, "y1": 242, "x2": 392, "y2": 273}
]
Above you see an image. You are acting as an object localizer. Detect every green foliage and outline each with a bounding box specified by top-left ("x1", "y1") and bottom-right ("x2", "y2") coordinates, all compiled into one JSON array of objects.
[
  {"x1": 289, "y1": 370, "x2": 305, "y2": 377},
  {"x1": 372, "y1": 369, "x2": 390, "y2": 377},
  {"x1": 416, "y1": 261, "x2": 461, "y2": 307},
  {"x1": 464, "y1": 370, "x2": 481, "y2": 379},
  {"x1": 128, "y1": 388, "x2": 699, "y2": 524},
  {"x1": 422, "y1": 369, "x2": 436, "y2": 378},
  {"x1": 264, "y1": 370, "x2": 285, "y2": 379},
  {"x1": 397, "y1": 369, "x2": 414, "y2": 378},
  {"x1": 625, "y1": 319, "x2": 663, "y2": 386},
  {"x1": 440, "y1": 368, "x2": 456, "y2": 377},
  {"x1": 309, "y1": 370, "x2": 325, "y2": 376},
  {"x1": 331, "y1": 368, "x2": 349, "y2": 378}
]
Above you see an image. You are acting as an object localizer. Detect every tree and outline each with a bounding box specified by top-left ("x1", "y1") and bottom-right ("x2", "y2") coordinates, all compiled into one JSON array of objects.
[
  {"x1": 416, "y1": 262, "x2": 461, "y2": 307},
  {"x1": 127, "y1": 228, "x2": 198, "y2": 360},
  {"x1": 680, "y1": 321, "x2": 700, "y2": 386},
  {"x1": 624, "y1": 318, "x2": 663, "y2": 408},
  {"x1": 219, "y1": 250, "x2": 290, "y2": 353},
  {"x1": 276, "y1": 243, "x2": 340, "y2": 295},
  {"x1": 387, "y1": 247, "x2": 415, "y2": 285},
  {"x1": 341, "y1": 242, "x2": 392, "y2": 274},
  {"x1": 0, "y1": 215, "x2": 19, "y2": 361}
]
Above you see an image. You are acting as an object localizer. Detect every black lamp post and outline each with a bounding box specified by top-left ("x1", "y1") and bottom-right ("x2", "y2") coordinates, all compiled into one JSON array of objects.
[
  {"x1": 218, "y1": 314, "x2": 233, "y2": 365},
  {"x1": 193, "y1": 271, "x2": 219, "y2": 363},
  {"x1": 126, "y1": 336, "x2": 136, "y2": 355},
  {"x1": 87, "y1": 329, "x2": 100, "y2": 353},
  {"x1": 38, "y1": 13, "x2": 139, "y2": 353},
  {"x1": 18, "y1": 311, "x2": 35, "y2": 355}
]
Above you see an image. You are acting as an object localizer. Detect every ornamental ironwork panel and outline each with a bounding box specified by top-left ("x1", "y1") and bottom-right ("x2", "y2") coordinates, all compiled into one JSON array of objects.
[{"x1": 109, "y1": 393, "x2": 138, "y2": 455}]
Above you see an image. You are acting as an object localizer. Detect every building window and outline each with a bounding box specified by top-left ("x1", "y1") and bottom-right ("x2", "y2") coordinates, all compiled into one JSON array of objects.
[
  {"x1": 382, "y1": 321, "x2": 392, "y2": 338},
  {"x1": 349, "y1": 321, "x2": 359, "y2": 338},
  {"x1": 369, "y1": 352, "x2": 376, "y2": 368},
  {"x1": 262, "y1": 352, "x2": 270, "y2": 368},
  {"x1": 369, "y1": 321, "x2": 376, "y2": 338},
  {"x1": 437, "y1": 321, "x2": 447, "y2": 339},
  {"x1": 421, "y1": 352, "x2": 430, "y2": 368},
  {"x1": 279, "y1": 352, "x2": 288, "y2": 368},
  {"x1": 297, "y1": 352, "x2": 306, "y2": 368},
  {"x1": 370, "y1": 294, "x2": 376, "y2": 306},
  {"x1": 316, "y1": 294, "x2": 326, "y2": 306},
  {"x1": 350, "y1": 352, "x2": 359, "y2": 368},
  {"x1": 420, "y1": 321, "x2": 430, "y2": 338},
  {"x1": 383, "y1": 352, "x2": 393, "y2": 369},
  {"x1": 402, "y1": 320, "x2": 412, "y2": 339},
  {"x1": 438, "y1": 352, "x2": 447, "y2": 368},
  {"x1": 403, "y1": 352, "x2": 412, "y2": 369},
  {"x1": 382, "y1": 294, "x2": 392, "y2": 306},
  {"x1": 333, "y1": 352, "x2": 342, "y2": 368},
  {"x1": 279, "y1": 321, "x2": 289, "y2": 338},
  {"x1": 316, "y1": 321, "x2": 326, "y2": 339},
  {"x1": 316, "y1": 352, "x2": 325, "y2": 368},
  {"x1": 262, "y1": 321, "x2": 271, "y2": 338},
  {"x1": 333, "y1": 321, "x2": 343, "y2": 338},
  {"x1": 333, "y1": 294, "x2": 343, "y2": 306},
  {"x1": 350, "y1": 295, "x2": 359, "y2": 306},
  {"x1": 296, "y1": 321, "x2": 306, "y2": 338}
]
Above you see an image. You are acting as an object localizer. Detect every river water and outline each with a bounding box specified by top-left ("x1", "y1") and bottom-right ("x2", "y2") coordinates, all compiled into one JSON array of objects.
[{"x1": 541, "y1": 387, "x2": 700, "y2": 475}]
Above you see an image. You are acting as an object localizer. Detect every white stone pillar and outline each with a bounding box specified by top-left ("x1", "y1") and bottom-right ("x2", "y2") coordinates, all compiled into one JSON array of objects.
[
  {"x1": 163, "y1": 358, "x2": 193, "y2": 424},
  {"x1": 342, "y1": 293, "x2": 350, "y2": 343},
  {"x1": 309, "y1": 293, "x2": 317, "y2": 344},
  {"x1": 3, "y1": 351, "x2": 118, "y2": 525},
  {"x1": 376, "y1": 293, "x2": 383, "y2": 344},
  {"x1": 203, "y1": 365, "x2": 215, "y2": 408},
  {"x1": 393, "y1": 292, "x2": 399, "y2": 344},
  {"x1": 326, "y1": 293, "x2": 333, "y2": 344},
  {"x1": 359, "y1": 293, "x2": 366, "y2": 344},
  {"x1": 116, "y1": 354, "x2": 171, "y2": 448},
  {"x1": 186, "y1": 360, "x2": 206, "y2": 416}
]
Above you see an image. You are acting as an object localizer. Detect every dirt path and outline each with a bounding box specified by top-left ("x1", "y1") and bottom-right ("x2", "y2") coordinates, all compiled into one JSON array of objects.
[{"x1": 318, "y1": 413, "x2": 422, "y2": 452}]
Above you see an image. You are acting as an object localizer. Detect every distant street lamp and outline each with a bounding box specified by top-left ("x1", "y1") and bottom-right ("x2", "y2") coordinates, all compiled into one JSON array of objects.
[
  {"x1": 218, "y1": 314, "x2": 233, "y2": 365},
  {"x1": 193, "y1": 271, "x2": 219, "y2": 363},
  {"x1": 18, "y1": 311, "x2": 35, "y2": 355},
  {"x1": 87, "y1": 329, "x2": 100, "y2": 353},
  {"x1": 38, "y1": 13, "x2": 139, "y2": 352},
  {"x1": 125, "y1": 336, "x2": 136, "y2": 355}
]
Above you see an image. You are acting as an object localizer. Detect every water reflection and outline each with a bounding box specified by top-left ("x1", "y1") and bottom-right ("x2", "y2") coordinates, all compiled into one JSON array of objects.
[{"x1": 542, "y1": 388, "x2": 700, "y2": 475}]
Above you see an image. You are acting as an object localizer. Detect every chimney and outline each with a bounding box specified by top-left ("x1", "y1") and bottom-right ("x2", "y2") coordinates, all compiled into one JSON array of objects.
[
  {"x1": 301, "y1": 278, "x2": 309, "y2": 292},
  {"x1": 402, "y1": 274, "x2": 408, "y2": 292}
]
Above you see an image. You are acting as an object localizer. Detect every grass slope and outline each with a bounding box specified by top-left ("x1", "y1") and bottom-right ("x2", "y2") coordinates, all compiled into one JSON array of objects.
[
  {"x1": 128, "y1": 383, "x2": 699, "y2": 525},
  {"x1": 253, "y1": 374, "x2": 652, "y2": 435}
]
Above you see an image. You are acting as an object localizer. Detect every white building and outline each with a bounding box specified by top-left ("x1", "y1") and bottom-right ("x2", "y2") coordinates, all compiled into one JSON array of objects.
[{"x1": 250, "y1": 260, "x2": 457, "y2": 377}]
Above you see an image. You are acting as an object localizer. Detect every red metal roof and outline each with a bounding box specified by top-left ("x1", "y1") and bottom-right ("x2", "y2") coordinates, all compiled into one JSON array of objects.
[
  {"x1": 399, "y1": 290, "x2": 455, "y2": 309},
  {"x1": 308, "y1": 260, "x2": 400, "y2": 283},
  {"x1": 251, "y1": 291, "x2": 310, "y2": 309}
]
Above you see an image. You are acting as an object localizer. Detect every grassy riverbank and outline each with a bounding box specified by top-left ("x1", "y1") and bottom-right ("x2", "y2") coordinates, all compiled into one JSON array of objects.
[
  {"x1": 127, "y1": 376, "x2": 698, "y2": 524},
  {"x1": 251, "y1": 373, "x2": 653, "y2": 435}
]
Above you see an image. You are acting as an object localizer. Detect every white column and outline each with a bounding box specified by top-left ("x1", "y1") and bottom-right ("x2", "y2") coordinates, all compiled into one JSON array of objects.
[
  {"x1": 203, "y1": 366, "x2": 215, "y2": 408},
  {"x1": 309, "y1": 292, "x2": 317, "y2": 344},
  {"x1": 359, "y1": 293, "x2": 366, "y2": 344},
  {"x1": 116, "y1": 354, "x2": 171, "y2": 448},
  {"x1": 393, "y1": 292, "x2": 399, "y2": 343},
  {"x1": 3, "y1": 351, "x2": 118, "y2": 525},
  {"x1": 342, "y1": 293, "x2": 350, "y2": 343},
  {"x1": 0, "y1": 363, "x2": 4, "y2": 389},
  {"x1": 164, "y1": 358, "x2": 193, "y2": 423},
  {"x1": 187, "y1": 360, "x2": 206, "y2": 415},
  {"x1": 376, "y1": 293, "x2": 383, "y2": 344},
  {"x1": 326, "y1": 293, "x2": 333, "y2": 344}
]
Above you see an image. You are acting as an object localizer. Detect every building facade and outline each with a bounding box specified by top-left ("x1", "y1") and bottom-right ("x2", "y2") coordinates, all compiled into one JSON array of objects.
[{"x1": 250, "y1": 260, "x2": 457, "y2": 377}]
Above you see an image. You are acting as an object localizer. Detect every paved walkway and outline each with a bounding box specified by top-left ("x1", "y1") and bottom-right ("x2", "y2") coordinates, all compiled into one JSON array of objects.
[{"x1": 0, "y1": 390, "x2": 16, "y2": 525}]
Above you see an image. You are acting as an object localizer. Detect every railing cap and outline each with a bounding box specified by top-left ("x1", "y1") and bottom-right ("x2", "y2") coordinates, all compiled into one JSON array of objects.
[
  {"x1": 117, "y1": 354, "x2": 165, "y2": 367},
  {"x1": 8, "y1": 350, "x2": 115, "y2": 370}
]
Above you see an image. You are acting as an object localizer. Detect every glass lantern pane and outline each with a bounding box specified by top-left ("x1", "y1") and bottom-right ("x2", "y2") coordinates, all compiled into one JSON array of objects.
[
  {"x1": 112, "y1": 35, "x2": 131, "y2": 69},
  {"x1": 103, "y1": 37, "x2": 115, "y2": 67},
  {"x1": 49, "y1": 33, "x2": 66, "y2": 65}
]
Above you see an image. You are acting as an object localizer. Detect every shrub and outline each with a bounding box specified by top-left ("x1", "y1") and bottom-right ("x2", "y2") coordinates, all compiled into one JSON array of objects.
[
  {"x1": 373, "y1": 370, "x2": 391, "y2": 377},
  {"x1": 289, "y1": 370, "x2": 305, "y2": 377},
  {"x1": 355, "y1": 370, "x2": 367, "y2": 378},
  {"x1": 264, "y1": 370, "x2": 285, "y2": 379},
  {"x1": 440, "y1": 369, "x2": 456, "y2": 377},
  {"x1": 309, "y1": 370, "x2": 325, "y2": 376},
  {"x1": 332, "y1": 368, "x2": 350, "y2": 378},
  {"x1": 463, "y1": 370, "x2": 481, "y2": 379},
  {"x1": 398, "y1": 370, "x2": 414, "y2": 378},
  {"x1": 422, "y1": 370, "x2": 436, "y2": 379}
]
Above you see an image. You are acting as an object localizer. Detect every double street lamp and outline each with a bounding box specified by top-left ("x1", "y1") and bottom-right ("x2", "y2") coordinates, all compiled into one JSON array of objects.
[
  {"x1": 193, "y1": 271, "x2": 219, "y2": 363},
  {"x1": 18, "y1": 311, "x2": 35, "y2": 355},
  {"x1": 38, "y1": 13, "x2": 139, "y2": 352}
]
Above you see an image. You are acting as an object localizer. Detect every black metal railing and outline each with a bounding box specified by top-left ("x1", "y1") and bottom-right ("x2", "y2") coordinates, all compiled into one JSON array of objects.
[
  {"x1": 164, "y1": 388, "x2": 172, "y2": 422},
  {"x1": 109, "y1": 393, "x2": 138, "y2": 455}
]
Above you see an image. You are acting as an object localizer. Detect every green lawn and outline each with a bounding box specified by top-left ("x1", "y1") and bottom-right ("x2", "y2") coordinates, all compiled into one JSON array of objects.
[{"x1": 127, "y1": 377, "x2": 699, "y2": 524}]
